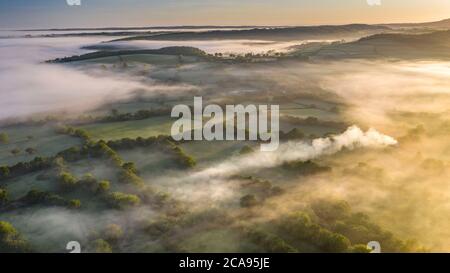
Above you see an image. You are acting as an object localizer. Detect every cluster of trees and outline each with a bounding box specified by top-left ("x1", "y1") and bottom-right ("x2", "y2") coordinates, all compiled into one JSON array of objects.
[
  {"x1": 55, "y1": 126, "x2": 91, "y2": 143},
  {"x1": 239, "y1": 145, "x2": 254, "y2": 155},
  {"x1": 277, "y1": 212, "x2": 354, "y2": 253},
  {"x1": 78, "y1": 173, "x2": 111, "y2": 195},
  {"x1": 310, "y1": 200, "x2": 417, "y2": 252},
  {"x1": 0, "y1": 221, "x2": 30, "y2": 253},
  {"x1": 0, "y1": 132, "x2": 9, "y2": 144},
  {"x1": 0, "y1": 166, "x2": 10, "y2": 180},
  {"x1": 48, "y1": 47, "x2": 207, "y2": 63},
  {"x1": 279, "y1": 128, "x2": 305, "y2": 141},
  {"x1": 211, "y1": 51, "x2": 287, "y2": 63},
  {"x1": 106, "y1": 135, "x2": 172, "y2": 150},
  {"x1": 53, "y1": 157, "x2": 113, "y2": 197},
  {"x1": 106, "y1": 136, "x2": 196, "y2": 169},
  {"x1": 243, "y1": 199, "x2": 419, "y2": 253},
  {"x1": 25, "y1": 148, "x2": 37, "y2": 155},
  {"x1": 106, "y1": 192, "x2": 141, "y2": 209},
  {"x1": 243, "y1": 227, "x2": 297, "y2": 253},
  {"x1": 282, "y1": 160, "x2": 331, "y2": 175},
  {"x1": 165, "y1": 140, "x2": 196, "y2": 169},
  {"x1": 19, "y1": 189, "x2": 79, "y2": 209},
  {"x1": 280, "y1": 116, "x2": 347, "y2": 130},
  {"x1": 87, "y1": 223, "x2": 125, "y2": 253},
  {"x1": 240, "y1": 194, "x2": 258, "y2": 208},
  {"x1": 7, "y1": 147, "x2": 38, "y2": 156},
  {"x1": 101, "y1": 108, "x2": 172, "y2": 123},
  {"x1": 56, "y1": 140, "x2": 145, "y2": 187},
  {"x1": 0, "y1": 156, "x2": 53, "y2": 182},
  {"x1": 0, "y1": 187, "x2": 8, "y2": 206},
  {"x1": 10, "y1": 148, "x2": 20, "y2": 156},
  {"x1": 234, "y1": 175, "x2": 284, "y2": 197},
  {"x1": 91, "y1": 239, "x2": 112, "y2": 253},
  {"x1": 58, "y1": 171, "x2": 78, "y2": 192}
]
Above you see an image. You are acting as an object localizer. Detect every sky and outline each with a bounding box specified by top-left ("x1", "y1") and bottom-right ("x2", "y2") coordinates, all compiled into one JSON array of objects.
[{"x1": 1, "y1": 0, "x2": 450, "y2": 29}]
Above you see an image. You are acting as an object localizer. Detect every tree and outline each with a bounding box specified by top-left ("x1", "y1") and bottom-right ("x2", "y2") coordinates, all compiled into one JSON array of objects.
[
  {"x1": 244, "y1": 228, "x2": 297, "y2": 253},
  {"x1": 0, "y1": 133, "x2": 9, "y2": 144},
  {"x1": 0, "y1": 188, "x2": 8, "y2": 206},
  {"x1": 59, "y1": 171, "x2": 78, "y2": 191},
  {"x1": 240, "y1": 194, "x2": 258, "y2": 208},
  {"x1": 68, "y1": 199, "x2": 81, "y2": 209},
  {"x1": 111, "y1": 109, "x2": 119, "y2": 117},
  {"x1": 106, "y1": 192, "x2": 141, "y2": 209},
  {"x1": 0, "y1": 166, "x2": 10, "y2": 180},
  {"x1": 25, "y1": 147, "x2": 37, "y2": 155},
  {"x1": 0, "y1": 221, "x2": 30, "y2": 253},
  {"x1": 239, "y1": 145, "x2": 254, "y2": 155},
  {"x1": 92, "y1": 239, "x2": 112, "y2": 253},
  {"x1": 97, "y1": 180, "x2": 111, "y2": 194},
  {"x1": 122, "y1": 162, "x2": 138, "y2": 174},
  {"x1": 104, "y1": 224, "x2": 123, "y2": 242},
  {"x1": 319, "y1": 232, "x2": 351, "y2": 253}
]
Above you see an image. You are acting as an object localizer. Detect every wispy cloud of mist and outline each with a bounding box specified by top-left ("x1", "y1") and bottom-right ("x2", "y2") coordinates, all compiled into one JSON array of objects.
[
  {"x1": 0, "y1": 35, "x2": 199, "y2": 121},
  {"x1": 159, "y1": 126, "x2": 397, "y2": 206},
  {"x1": 191, "y1": 125, "x2": 397, "y2": 179}
]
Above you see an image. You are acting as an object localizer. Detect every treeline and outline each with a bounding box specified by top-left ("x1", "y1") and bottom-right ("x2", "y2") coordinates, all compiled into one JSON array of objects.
[
  {"x1": 101, "y1": 108, "x2": 172, "y2": 123},
  {"x1": 0, "y1": 188, "x2": 81, "y2": 211},
  {"x1": 281, "y1": 116, "x2": 348, "y2": 130},
  {"x1": 47, "y1": 46, "x2": 207, "y2": 63},
  {"x1": 243, "y1": 199, "x2": 419, "y2": 253},
  {"x1": 282, "y1": 160, "x2": 331, "y2": 175},
  {"x1": 106, "y1": 135, "x2": 196, "y2": 169},
  {"x1": 0, "y1": 221, "x2": 30, "y2": 253},
  {"x1": 0, "y1": 157, "x2": 53, "y2": 182},
  {"x1": 230, "y1": 175, "x2": 284, "y2": 208},
  {"x1": 55, "y1": 125, "x2": 91, "y2": 143}
]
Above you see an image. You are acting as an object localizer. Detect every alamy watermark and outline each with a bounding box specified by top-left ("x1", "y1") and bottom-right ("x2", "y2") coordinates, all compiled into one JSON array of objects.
[
  {"x1": 66, "y1": 0, "x2": 81, "y2": 6},
  {"x1": 171, "y1": 97, "x2": 279, "y2": 152},
  {"x1": 367, "y1": 0, "x2": 381, "y2": 6}
]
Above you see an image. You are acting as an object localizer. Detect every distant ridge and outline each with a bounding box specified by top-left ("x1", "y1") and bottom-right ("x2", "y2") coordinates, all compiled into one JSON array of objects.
[
  {"x1": 384, "y1": 18, "x2": 450, "y2": 29},
  {"x1": 110, "y1": 24, "x2": 390, "y2": 42},
  {"x1": 20, "y1": 26, "x2": 264, "y2": 32}
]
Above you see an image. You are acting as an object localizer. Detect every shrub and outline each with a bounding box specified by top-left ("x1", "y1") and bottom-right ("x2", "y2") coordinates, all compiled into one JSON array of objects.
[
  {"x1": 58, "y1": 171, "x2": 78, "y2": 191},
  {"x1": 104, "y1": 224, "x2": 123, "y2": 242},
  {"x1": 245, "y1": 228, "x2": 297, "y2": 253},
  {"x1": 106, "y1": 192, "x2": 141, "y2": 209},
  {"x1": 239, "y1": 145, "x2": 254, "y2": 155},
  {"x1": 0, "y1": 188, "x2": 8, "y2": 206},
  {"x1": 282, "y1": 160, "x2": 331, "y2": 175},
  {"x1": 25, "y1": 148, "x2": 37, "y2": 155},
  {"x1": 97, "y1": 180, "x2": 111, "y2": 194},
  {"x1": 0, "y1": 166, "x2": 10, "y2": 180},
  {"x1": 68, "y1": 199, "x2": 81, "y2": 209},
  {"x1": 92, "y1": 239, "x2": 112, "y2": 253},
  {"x1": 122, "y1": 162, "x2": 138, "y2": 174},
  {"x1": 119, "y1": 170, "x2": 144, "y2": 187},
  {"x1": 0, "y1": 133, "x2": 9, "y2": 144},
  {"x1": 0, "y1": 221, "x2": 30, "y2": 253},
  {"x1": 10, "y1": 148, "x2": 21, "y2": 156},
  {"x1": 240, "y1": 194, "x2": 258, "y2": 208},
  {"x1": 21, "y1": 190, "x2": 67, "y2": 207}
]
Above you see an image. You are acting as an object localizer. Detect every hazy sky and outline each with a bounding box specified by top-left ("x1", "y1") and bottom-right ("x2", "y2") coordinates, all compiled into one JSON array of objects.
[{"x1": 1, "y1": 0, "x2": 450, "y2": 29}]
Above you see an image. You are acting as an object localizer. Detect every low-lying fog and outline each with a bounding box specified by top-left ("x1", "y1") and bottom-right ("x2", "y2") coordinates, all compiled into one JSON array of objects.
[{"x1": 1, "y1": 31, "x2": 449, "y2": 252}]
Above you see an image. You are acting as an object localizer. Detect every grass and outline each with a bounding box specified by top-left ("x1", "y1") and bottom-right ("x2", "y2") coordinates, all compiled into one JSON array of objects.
[
  {"x1": 79, "y1": 116, "x2": 174, "y2": 141},
  {"x1": 0, "y1": 125, "x2": 82, "y2": 166}
]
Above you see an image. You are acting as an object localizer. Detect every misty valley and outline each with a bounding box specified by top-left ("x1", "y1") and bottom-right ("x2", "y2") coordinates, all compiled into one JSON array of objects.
[{"x1": 1, "y1": 20, "x2": 450, "y2": 253}]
